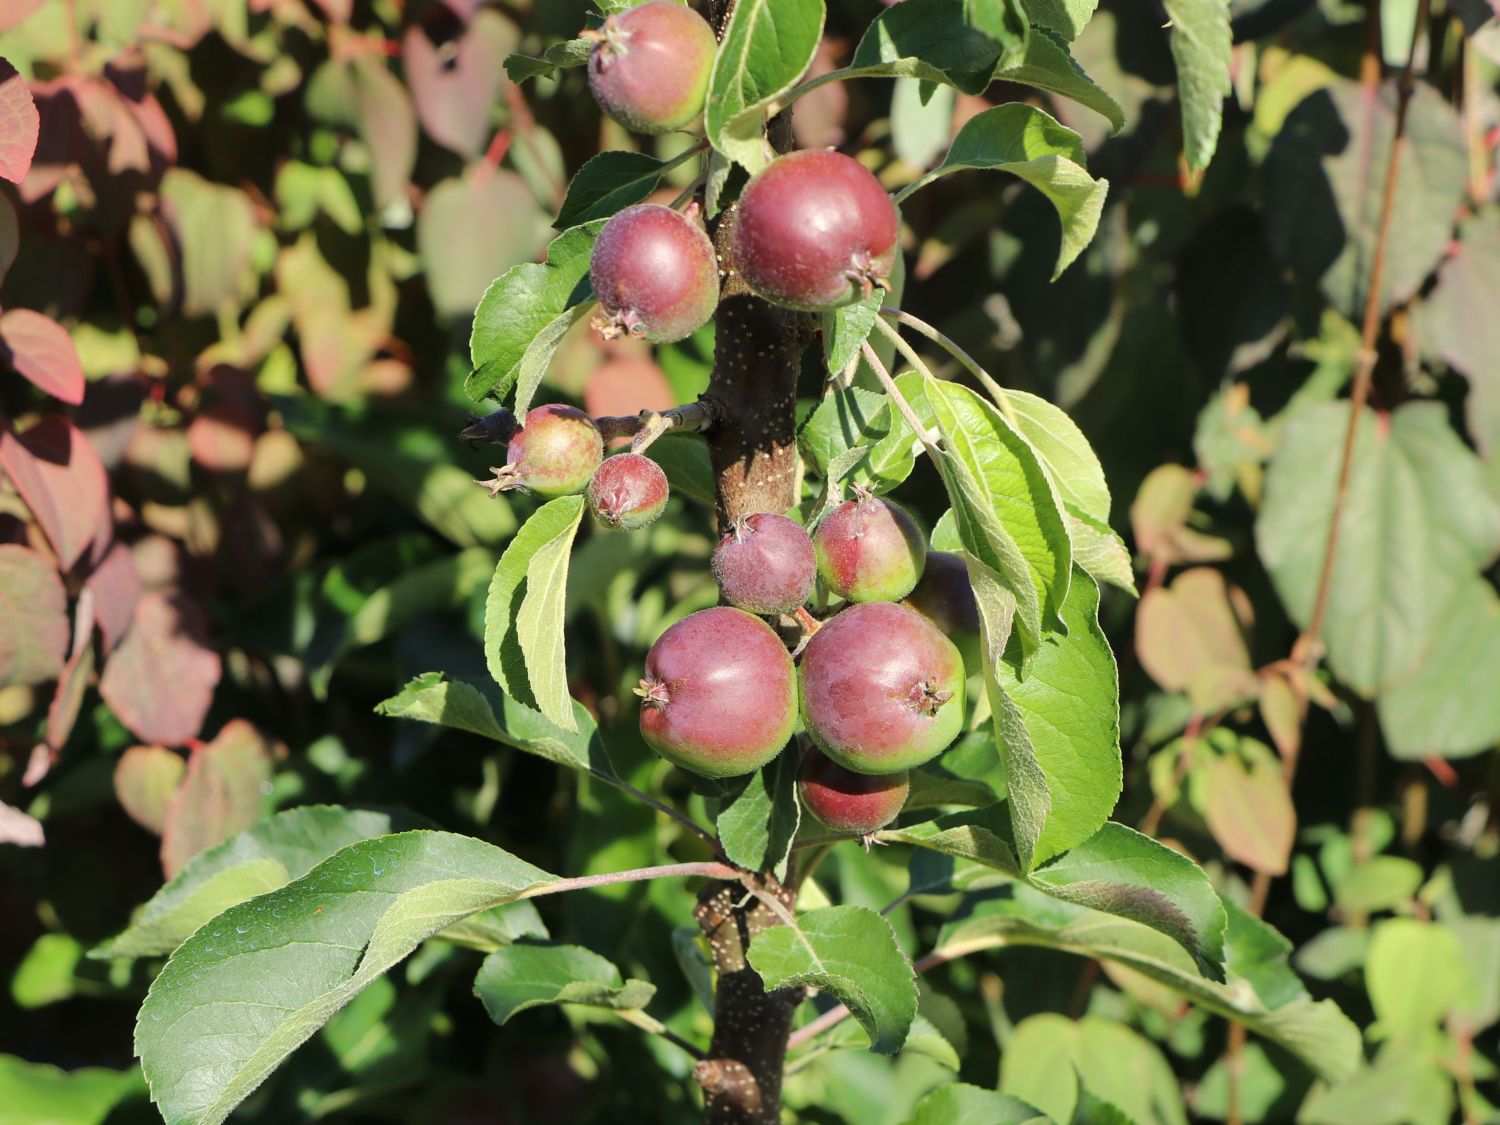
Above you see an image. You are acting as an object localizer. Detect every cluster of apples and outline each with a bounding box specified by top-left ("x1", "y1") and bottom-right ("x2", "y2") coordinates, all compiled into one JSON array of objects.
[{"x1": 480, "y1": 3, "x2": 979, "y2": 840}]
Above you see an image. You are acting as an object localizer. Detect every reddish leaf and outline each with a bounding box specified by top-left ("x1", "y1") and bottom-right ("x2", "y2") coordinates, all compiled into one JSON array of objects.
[
  {"x1": 187, "y1": 400, "x2": 259, "y2": 473},
  {"x1": 19, "y1": 80, "x2": 84, "y2": 204},
  {"x1": 98, "y1": 592, "x2": 221, "y2": 746},
  {"x1": 85, "y1": 541, "x2": 143, "y2": 653},
  {"x1": 46, "y1": 623, "x2": 95, "y2": 753},
  {"x1": 0, "y1": 58, "x2": 39, "y2": 184},
  {"x1": 350, "y1": 55, "x2": 417, "y2": 211},
  {"x1": 0, "y1": 1, "x2": 47, "y2": 32},
  {"x1": 403, "y1": 11, "x2": 517, "y2": 158},
  {"x1": 159, "y1": 720, "x2": 278, "y2": 876},
  {"x1": 1203, "y1": 751, "x2": 1295, "y2": 876},
  {"x1": 0, "y1": 193, "x2": 17, "y2": 285},
  {"x1": 0, "y1": 308, "x2": 85, "y2": 404},
  {"x1": 1136, "y1": 567, "x2": 1259, "y2": 712},
  {"x1": 0, "y1": 800, "x2": 43, "y2": 847},
  {"x1": 310, "y1": 0, "x2": 353, "y2": 21},
  {"x1": 0, "y1": 544, "x2": 68, "y2": 687},
  {"x1": 583, "y1": 352, "x2": 676, "y2": 448},
  {"x1": 0, "y1": 417, "x2": 109, "y2": 569},
  {"x1": 114, "y1": 745, "x2": 186, "y2": 836}
]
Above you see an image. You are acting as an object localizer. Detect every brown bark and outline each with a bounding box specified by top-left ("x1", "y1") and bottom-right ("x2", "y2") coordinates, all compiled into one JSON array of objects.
[
  {"x1": 693, "y1": 877, "x2": 801, "y2": 1124},
  {"x1": 693, "y1": 5, "x2": 811, "y2": 1119}
]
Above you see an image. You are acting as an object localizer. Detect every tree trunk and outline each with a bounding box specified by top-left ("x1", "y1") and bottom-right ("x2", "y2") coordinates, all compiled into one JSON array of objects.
[{"x1": 694, "y1": 5, "x2": 811, "y2": 1117}]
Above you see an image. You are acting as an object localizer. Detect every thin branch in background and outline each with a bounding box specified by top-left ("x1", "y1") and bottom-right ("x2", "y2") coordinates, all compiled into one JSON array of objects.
[
  {"x1": 1225, "y1": 3, "x2": 1435, "y2": 1122},
  {"x1": 1290, "y1": 0, "x2": 1434, "y2": 692}
]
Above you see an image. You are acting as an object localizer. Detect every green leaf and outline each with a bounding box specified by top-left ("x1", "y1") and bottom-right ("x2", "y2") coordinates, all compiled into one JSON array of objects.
[
  {"x1": 921, "y1": 377, "x2": 1072, "y2": 656},
  {"x1": 995, "y1": 25, "x2": 1124, "y2": 134},
  {"x1": 503, "y1": 39, "x2": 590, "y2": 84},
  {"x1": 467, "y1": 221, "x2": 601, "y2": 403},
  {"x1": 1163, "y1": 0, "x2": 1232, "y2": 171},
  {"x1": 1298, "y1": 1046, "x2": 1455, "y2": 1125},
  {"x1": 821, "y1": 1012, "x2": 961, "y2": 1069},
  {"x1": 435, "y1": 900, "x2": 548, "y2": 953},
  {"x1": 377, "y1": 672, "x2": 618, "y2": 780},
  {"x1": 1028, "y1": 822, "x2": 1228, "y2": 980},
  {"x1": 474, "y1": 943, "x2": 655, "y2": 1025},
  {"x1": 1000, "y1": 1014, "x2": 1187, "y2": 1125},
  {"x1": 1026, "y1": 0, "x2": 1099, "y2": 39},
  {"x1": 484, "y1": 496, "x2": 587, "y2": 731},
  {"x1": 96, "y1": 806, "x2": 419, "y2": 960},
  {"x1": 1333, "y1": 856, "x2": 1424, "y2": 915},
  {"x1": 903, "y1": 1084, "x2": 1049, "y2": 1125},
  {"x1": 716, "y1": 753, "x2": 800, "y2": 876},
  {"x1": 892, "y1": 77, "x2": 957, "y2": 170},
  {"x1": 136, "y1": 832, "x2": 557, "y2": 1125},
  {"x1": 900, "y1": 104, "x2": 1108, "y2": 277},
  {"x1": 277, "y1": 398, "x2": 517, "y2": 548},
  {"x1": 939, "y1": 882, "x2": 1362, "y2": 1083},
  {"x1": 1066, "y1": 507, "x2": 1137, "y2": 595},
  {"x1": 883, "y1": 804, "x2": 1022, "y2": 875},
  {"x1": 512, "y1": 302, "x2": 595, "y2": 420},
  {"x1": 849, "y1": 0, "x2": 1029, "y2": 96},
  {"x1": 1256, "y1": 402, "x2": 1500, "y2": 697},
  {"x1": 799, "y1": 383, "x2": 914, "y2": 495},
  {"x1": 747, "y1": 905, "x2": 917, "y2": 1054},
  {"x1": 0, "y1": 1056, "x2": 142, "y2": 1125},
  {"x1": 1365, "y1": 918, "x2": 1467, "y2": 1042},
  {"x1": 554, "y1": 150, "x2": 671, "y2": 230},
  {"x1": 1004, "y1": 389, "x2": 1110, "y2": 522},
  {"x1": 645, "y1": 433, "x2": 717, "y2": 505},
  {"x1": 1264, "y1": 80, "x2": 1466, "y2": 319},
  {"x1": 993, "y1": 572, "x2": 1121, "y2": 870},
  {"x1": 1377, "y1": 577, "x2": 1500, "y2": 760},
  {"x1": 309, "y1": 546, "x2": 494, "y2": 697},
  {"x1": 705, "y1": 0, "x2": 826, "y2": 171},
  {"x1": 821, "y1": 289, "x2": 884, "y2": 377}
]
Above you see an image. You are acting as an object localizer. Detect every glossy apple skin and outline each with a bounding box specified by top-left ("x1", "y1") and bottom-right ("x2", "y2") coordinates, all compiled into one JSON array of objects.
[
  {"x1": 730, "y1": 149, "x2": 900, "y2": 311},
  {"x1": 590, "y1": 204, "x2": 720, "y2": 344},
  {"x1": 814, "y1": 494, "x2": 926, "y2": 603},
  {"x1": 587, "y1": 1, "x2": 717, "y2": 135},
  {"x1": 588, "y1": 453, "x2": 669, "y2": 530},
  {"x1": 639, "y1": 607, "x2": 797, "y2": 778},
  {"x1": 904, "y1": 550, "x2": 982, "y2": 671},
  {"x1": 711, "y1": 512, "x2": 817, "y2": 616},
  {"x1": 505, "y1": 404, "x2": 603, "y2": 496},
  {"x1": 799, "y1": 602, "x2": 965, "y2": 774},
  {"x1": 797, "y1": 746, "x2": 909, "y2": 835}
]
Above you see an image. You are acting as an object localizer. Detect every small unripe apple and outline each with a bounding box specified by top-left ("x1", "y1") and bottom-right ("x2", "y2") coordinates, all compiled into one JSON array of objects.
[
  {"x1": 590, "y1": 204, "x2": 720, "y2": 344},
  {"x1": 799, "y1": 601, "x2": 965, "y2": 774},
  {"x1": 798, "y1": 746, "x2": 909, "y2": 837},
  {"x1": 814, "y1": 491, "x2": 926, "y2": 603},
  {"x1": 483, "y1": 404, "x2": 603, "y2": 497},
  {"x1": 730, "y1": 149, "x2": 900, "y2": 311},
  {"x1": 638, "y1": 607, "x2": 797, "y2": 778},
  {"x1": 587, "y1": 453, "x2": 669, "y2": 530},
  {"x1": 711, "y1": 513, "x2": 817, "y2": 616},
  {"x1": 587, "y1": 1, "x2": 717, "y2": 135}
]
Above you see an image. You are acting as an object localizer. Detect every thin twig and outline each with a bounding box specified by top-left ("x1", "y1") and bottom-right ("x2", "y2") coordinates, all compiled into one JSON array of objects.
[
  {"x1": 595, "y1": 401, "x2": 718, "y2": 451},
  {"x1": 523, "y1": 861, "x2": 739, "y2": 899},
  {"x1": 610, "y1": 777, "x2": 721, "y2": 848},
  {"x1": 613, "y1": 1006, "x2": 708, "y2": 1059},
  {"x1": 877, "y1": 308, "x2": 1021, "y2": 428},
  {"x1": 859, "y1": 341, "x2": 942, "y2": 459},
  {"x1": 784, "y1": 945, "x2": 968, "y2": 1051},
  {"x1": 1290, "y1": 0, "x2": 1434, "y2": 679}
]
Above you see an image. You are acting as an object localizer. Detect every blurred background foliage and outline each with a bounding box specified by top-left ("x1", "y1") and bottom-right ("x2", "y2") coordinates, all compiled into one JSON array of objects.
[{"x1": 1, "y1": 0, "x2": 1498, "y2": 1122}]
